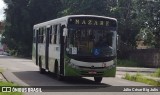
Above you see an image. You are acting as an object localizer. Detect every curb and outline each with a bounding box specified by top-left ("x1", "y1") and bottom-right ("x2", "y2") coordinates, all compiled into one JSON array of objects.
[
  {"x1": 117, "y1": 67, "x2": 156, "y2": 73},
  {"x1": 0, "y1": 72, "x2": 9, "y2": 82},
  {"x1": 2, "y1": 70, "x2": 28, "y2": 86}
]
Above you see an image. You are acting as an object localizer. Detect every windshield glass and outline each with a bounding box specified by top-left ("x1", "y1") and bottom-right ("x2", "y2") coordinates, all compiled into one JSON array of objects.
[{"x1": 66, "y1": 28, "x2": 114, "y2": 57}]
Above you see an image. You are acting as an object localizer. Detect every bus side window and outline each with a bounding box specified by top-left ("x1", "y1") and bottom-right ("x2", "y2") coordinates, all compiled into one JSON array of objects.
[
  {"x1": 33, "y1": 29, "x2": 35, "y2": 43},
  {"x1": 38, "y1": 29, "x2": 40, "y2": 43},
  {"x1": 54, "y1": 25, "x2": 57, "y2": 44},
  {"x1": 42, "y1": 27, "x2": 47, "y2": 43},
  {"x1": 43, "y1": 28, "x2": 46, "y2": 43},
  {"x1": 51, "y1": 25, "x2": 55, "y2": 44},
  {"x1": 39, "y1": 28, "x2": 43, "y2": 43},
  {"x1": 49, "y1": 26, "x2": 52, "y2": 44},
  {"x1": 39, "y1": 28, "x2": 41, "y2": 43},
  {"x1": 41, "y1": 28, "x2": 43, "y2": 43},
  {"x1": 36, "y1": 29, "x2": 39, "y2": 43},
  {"x1": 56, "y1": 25, "x2": 60, "y2": 44}
]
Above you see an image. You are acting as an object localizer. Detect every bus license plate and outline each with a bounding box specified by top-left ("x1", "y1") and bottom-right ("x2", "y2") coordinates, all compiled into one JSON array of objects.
[{"x1": 88, "y1": 71, "x2": 97, "y2": 74}]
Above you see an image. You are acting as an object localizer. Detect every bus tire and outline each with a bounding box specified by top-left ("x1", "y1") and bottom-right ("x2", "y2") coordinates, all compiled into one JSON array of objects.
[
  {"x1": 94, "y1": 77, "x2": 102, "y2": 83},
  {"x1": 55, "y1": 60, "x2": 64, "y2": 81},
  {"x1": 39, "y1": 57, "x2": 45, "y2": 74}
]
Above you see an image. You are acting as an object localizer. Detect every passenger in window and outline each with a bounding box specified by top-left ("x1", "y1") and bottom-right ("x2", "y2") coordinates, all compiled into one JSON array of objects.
[
  {"x1": 88, "y1": 34, "x2": 94, "y2": 52},
  {"x1": 95, "y1": 36, "x2": 103, "y2": 47},
  {"x1": 89, "y1": 34, "x2": 95, "y2": 41}
]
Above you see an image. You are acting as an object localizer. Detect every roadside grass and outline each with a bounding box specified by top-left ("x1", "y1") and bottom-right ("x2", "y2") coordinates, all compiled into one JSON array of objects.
[
  {"x1": 0, "y1": 68, "x2": 3, "y2": 73},
  {"x1": 0, "y1": 67, "x2": 23, "y2": 95},
  {"x1": 0, "y1": 81, "x2": 23, "y2": 95},
  {"x1": 151, "y1": 68, "x2": 160, "y2": 77},
  {"x1": 123, "y1": 73, "x2": 160, "y2": 86},
  {"x1": 117, "y1": 59, "x2": 139, "y2": 67}
]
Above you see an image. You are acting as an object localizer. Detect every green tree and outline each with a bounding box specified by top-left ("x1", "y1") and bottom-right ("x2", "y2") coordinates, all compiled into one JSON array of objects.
[
  {"x1": 2, "y1": 0, "x2": 160, "y2": 58},
  {"x1": 114, "y1": 0, "x2": 140, "y2": 47},
  {"x1": 2, "y1": 0, "x2": 62, "y2": 57},
  {"x1": 135, "y1": 0, "x2": 160, "y2": 48},
  {"x1": 2, "y1": 0, "x2": 31, "y2": 56},
  {"x1": 60, "y1": 0, "x2": 117, "y2": 16},
  {"x1": 29, "y1": 0, "x2": 62, "y2": 24}
]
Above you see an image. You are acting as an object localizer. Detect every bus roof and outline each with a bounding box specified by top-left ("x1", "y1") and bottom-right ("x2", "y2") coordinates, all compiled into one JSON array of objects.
[{"x1": 34, "y1": 15, "x2": 117, "y2": 29}]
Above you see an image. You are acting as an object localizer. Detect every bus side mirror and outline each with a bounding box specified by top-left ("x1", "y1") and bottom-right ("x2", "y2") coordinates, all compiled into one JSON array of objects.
[{"x1": 63, "y1": 28, "x2": 68, "y2": 36}]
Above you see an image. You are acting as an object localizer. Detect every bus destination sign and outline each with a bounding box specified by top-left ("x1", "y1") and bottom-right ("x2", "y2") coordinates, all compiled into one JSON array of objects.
[{"x1": 68, "y1": 17, "x2": 117, "y2": 27}]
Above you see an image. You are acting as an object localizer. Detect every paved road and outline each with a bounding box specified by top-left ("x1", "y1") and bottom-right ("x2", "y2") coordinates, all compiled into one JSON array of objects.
[{"x1": 0, "y1": 55, "x2": 159, "y2": 95}]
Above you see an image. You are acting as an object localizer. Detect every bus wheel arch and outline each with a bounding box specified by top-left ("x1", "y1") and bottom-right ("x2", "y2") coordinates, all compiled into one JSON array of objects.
[
  {"x1": 54, "y1": 59, "x2": 64, "y2": 80},
  {"x1": 39, "y1": 56, "x2": 45, "y2": 74},
  {"x1": 54, "y1": 60, "x2": 58, "y2": 75}
]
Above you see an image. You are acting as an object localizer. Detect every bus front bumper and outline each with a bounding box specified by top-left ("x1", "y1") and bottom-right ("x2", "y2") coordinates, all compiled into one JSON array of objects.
[{"x1": 65, "y1": 64, "x2": 116, "y2": 77}]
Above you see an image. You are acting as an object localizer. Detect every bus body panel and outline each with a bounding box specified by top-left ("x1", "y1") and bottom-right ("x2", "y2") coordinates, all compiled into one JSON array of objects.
[
  {"x1": 32, "y1": 15, "x2": 117, "y2": 78},
  {"x1": 48, "y1": 44, "x2": 60, "y2": 72}
]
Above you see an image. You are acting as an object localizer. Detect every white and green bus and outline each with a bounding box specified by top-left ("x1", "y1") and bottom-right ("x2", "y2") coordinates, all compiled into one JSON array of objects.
[{"x1": 32, "y1": 15, "x2": 118, "y2": 83}]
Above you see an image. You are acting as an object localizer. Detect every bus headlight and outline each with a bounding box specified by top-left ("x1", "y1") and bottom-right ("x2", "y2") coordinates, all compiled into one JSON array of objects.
[{"x1": 69, "y1": 62, "x2": 79, "y2": 69}]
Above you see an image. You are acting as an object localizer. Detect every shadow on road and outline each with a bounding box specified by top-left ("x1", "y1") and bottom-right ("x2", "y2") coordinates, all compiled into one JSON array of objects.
[{"x1": 12, "y1": 71, "x2": 111, "y2": 91}]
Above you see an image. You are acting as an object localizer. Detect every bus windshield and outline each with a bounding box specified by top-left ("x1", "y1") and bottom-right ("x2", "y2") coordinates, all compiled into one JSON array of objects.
[{"x1": 66, "y1": 28, "x2": 115, "y2": 58}]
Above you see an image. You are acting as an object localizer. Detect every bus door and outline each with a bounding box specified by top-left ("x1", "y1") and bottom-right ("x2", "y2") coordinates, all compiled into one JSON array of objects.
[
  {"x1": 45, "y1": 26, "x2": 50, "y2": 70},
  {"x1": 60, "y1": 25, "x2": 65, "y2": 76}
]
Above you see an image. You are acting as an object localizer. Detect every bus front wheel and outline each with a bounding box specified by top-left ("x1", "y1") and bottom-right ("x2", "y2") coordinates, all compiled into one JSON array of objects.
[{"x1": 94, "y1": 77, "x2": 102, "y2": 83}]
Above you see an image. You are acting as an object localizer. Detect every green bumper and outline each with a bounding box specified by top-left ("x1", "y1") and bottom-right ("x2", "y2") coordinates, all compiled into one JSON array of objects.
[{"x1": 65, "y1": 64, "x2": 116, "y2": 77}]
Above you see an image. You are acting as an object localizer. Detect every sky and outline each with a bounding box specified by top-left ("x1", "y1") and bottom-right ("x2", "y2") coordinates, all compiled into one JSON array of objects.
[{"x1": 0, "y1": 0, "x2": 6, "y2": 21}]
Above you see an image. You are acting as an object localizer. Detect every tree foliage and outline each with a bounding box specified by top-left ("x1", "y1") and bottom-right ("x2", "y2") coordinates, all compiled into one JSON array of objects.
[
  {"x1": 1, "y1": 0, "x2": 160, "y2": 57},
  {"x1": 60, "y1": 0, "x2": 117, "y2": 16},
  {"x1": 2, "y1": 0, "x2": 62, "y2": 57}
]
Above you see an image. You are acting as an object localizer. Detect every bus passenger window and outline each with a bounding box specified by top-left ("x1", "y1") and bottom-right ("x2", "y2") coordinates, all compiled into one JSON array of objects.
[
  {"x1": 43, "y1": 28, "x2": 46, "y2": 43},
  {"x1": 54, "y1": 25, "x2": 57, "y2": 44},
  {"x1": 36, "y1": 29, "x2": 39, "y2": 43},
  {"x1": 41, "y1": 29, "x2": 43, "y2": 43},
  {"x1": 56, "y1": 25, "x2": 60, "y2": 44},
  {"x1": 51, "y1": 25, "x2": 55, "y2": 44},
  {"x1": 38, "y1": 29, "x2": 41, "y2": 43},
  {"x1": 33, "y1": 29, "x2": 35, "y2": 43},
  {"x1": 49, "y1": 26, "x2": 52, "y2": 44},
  {"x1": 39, "y1": 28, "x2": 41, "y2": 43}
]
